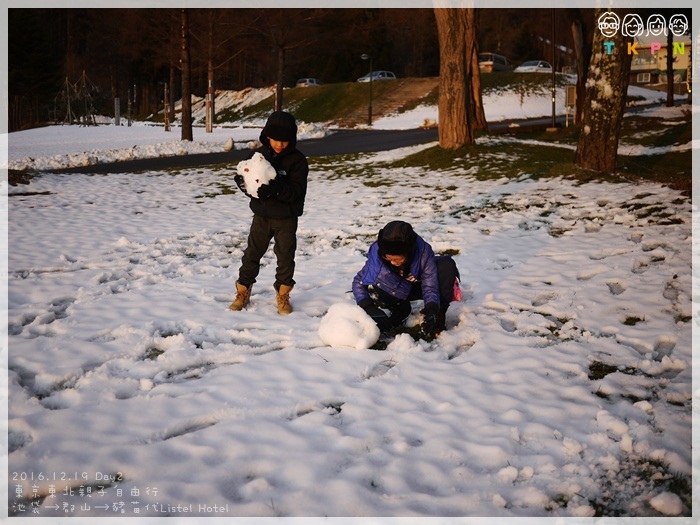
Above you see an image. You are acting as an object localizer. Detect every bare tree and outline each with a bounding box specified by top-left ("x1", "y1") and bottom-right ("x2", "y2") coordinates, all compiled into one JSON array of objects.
[
  {"x1": 180, "y1": 8, "x2": 193, "y2": 141},
  {"x1": 574, "y1": 8, "x2": 632, "y2": 173},
  {"x1": 252, "y1": 9, "x2": 326, "y2": 110},
  {"x1": 568, "y1": 8, "x2": 593, "y2": 124},
  {"x1": 433, "y1": 6, "x2": 480, "y2": 148},
  {"x1": 469, "y1": 10, "x2": 487, "y2": 131},
  {"x1": 658, "y1": 9, "x2": 692, "y2": 107},
  {"x1": 190, "y1": 10, "x2": 247, "y2": 132}
]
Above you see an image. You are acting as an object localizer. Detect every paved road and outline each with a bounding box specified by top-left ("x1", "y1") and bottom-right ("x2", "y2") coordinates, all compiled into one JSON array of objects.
[
  {"x1": 52, "y1": 116, "x2": 566, "y2": 175},
  {"x1": 53, "y1": 127, "x2": 441, "y2": 174},
  {"x1": 41, "y1": 99, "x2": 678, "y2": 175}
]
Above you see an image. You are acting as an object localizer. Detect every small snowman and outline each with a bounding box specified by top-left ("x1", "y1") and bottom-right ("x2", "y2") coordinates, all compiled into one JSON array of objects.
[
  {"x1": 318, "y1": 303, "x2": 381, "y2": 350},
  {"x1": 235, "y1": 152, "x2": 278, "y2": 198}
]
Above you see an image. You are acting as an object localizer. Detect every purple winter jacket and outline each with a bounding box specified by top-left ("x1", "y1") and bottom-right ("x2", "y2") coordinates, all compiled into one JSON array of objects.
[{"x1": 352, "y1": 235, "x2": 440, "y2": 306}]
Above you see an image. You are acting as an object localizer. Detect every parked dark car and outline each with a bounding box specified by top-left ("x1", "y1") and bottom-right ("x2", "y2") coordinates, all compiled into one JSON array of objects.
[{"x1": 478, "y1": 52, "x2": 514, "y2": 73}]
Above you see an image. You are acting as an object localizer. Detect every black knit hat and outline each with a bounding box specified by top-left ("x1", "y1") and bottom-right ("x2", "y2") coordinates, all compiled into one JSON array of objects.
[
  {"x1": 377, "y1": 220, "x2": 417, "y2": 257},
  {"x1": 261, "y1": 110, "x2": 297, "y2": 143}
]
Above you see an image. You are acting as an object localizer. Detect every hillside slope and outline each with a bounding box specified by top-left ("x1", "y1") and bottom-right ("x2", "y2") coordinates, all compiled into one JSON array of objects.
[
  {"x1": 332, "y1": 77, "x2": 439, "y2": 127},
  {"x1": 196, "y1": 78, "x2": 440, "y2": 129}
]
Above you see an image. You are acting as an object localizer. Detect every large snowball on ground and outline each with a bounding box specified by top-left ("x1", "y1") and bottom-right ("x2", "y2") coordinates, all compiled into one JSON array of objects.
[
  {"x1": 236, "y1": 152, "x2": 277, "y2": 198},
  {"x1": 318, "y1": 303, "x2": 380, "y2": 350}
]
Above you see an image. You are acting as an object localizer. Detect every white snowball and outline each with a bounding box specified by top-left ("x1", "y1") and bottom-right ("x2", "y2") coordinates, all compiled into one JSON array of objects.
[
  {"x1": 649, "y1": 492, "x2": 683, "y2": 516},
  {"x1": 318, "y1": 303, "x2": 380, "y2": 350},
  {"x1": 492, "y1": 494, "x2": 507, "y2": 508},
  {"x1": 497, "y1": 465, "x2": 518, "y2": 483},
  {"x1": 236, "y1": 152, "x2": 277, "y2": 198}
]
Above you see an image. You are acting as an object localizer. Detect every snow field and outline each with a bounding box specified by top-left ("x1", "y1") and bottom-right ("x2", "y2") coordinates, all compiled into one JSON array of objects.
[{"x1": 7, "y1": 137, "x2": 693, "y2": 517}]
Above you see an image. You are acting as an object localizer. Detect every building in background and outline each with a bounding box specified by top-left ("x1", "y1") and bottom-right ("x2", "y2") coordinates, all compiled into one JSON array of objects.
[{"x1": 629, "y1": 34, "x2": 692, "y2": 95}]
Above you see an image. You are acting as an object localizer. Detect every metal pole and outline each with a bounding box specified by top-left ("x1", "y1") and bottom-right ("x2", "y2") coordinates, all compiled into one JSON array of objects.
[
  {"x1": 368, "y1": 56, "x2": 373, "y2": 126},
  {"x1": 361, "y1": 54, "x2": 373, "y2": 126},
  {"x1": 127, "y1": 88, "x2": 132, "y2": 127},
  {"x1": 163, "y1": 83, "x2": 171, "y2": 132},
  {"x1": 548, "y1": 8, "x2": 557, "y2": 132},
  {"x1": 206, "y1": 68, "x2": 213, "y2": 133}
]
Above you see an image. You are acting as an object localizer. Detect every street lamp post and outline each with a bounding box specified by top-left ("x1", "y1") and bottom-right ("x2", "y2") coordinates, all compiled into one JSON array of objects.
[
  {"x1": 361, "y1": 53, "x2": 373, "y2": 126},
  {"x1": 547, "y1": 8, "x2": 558, "y2": 132}
]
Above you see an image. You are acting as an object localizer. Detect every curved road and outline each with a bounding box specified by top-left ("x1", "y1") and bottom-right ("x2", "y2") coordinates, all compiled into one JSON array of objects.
[
  {"x1": 53, "y1": 114, "x2": 573, "y2": 175},
  {"x1": 44, "y1": 100, "x2": 674, "y2": 175},
  {"x1": 54, "y1": 127, "x2": 440, "y2": 174}
]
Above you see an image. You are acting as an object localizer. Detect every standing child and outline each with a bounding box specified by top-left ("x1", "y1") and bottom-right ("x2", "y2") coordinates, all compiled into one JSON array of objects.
[
  {"x1": 231, "y1": 111, "x2": 308, "y2": 314},
  {"x1": 352, "y1": 220, "x2": 460, "y2": 339}
]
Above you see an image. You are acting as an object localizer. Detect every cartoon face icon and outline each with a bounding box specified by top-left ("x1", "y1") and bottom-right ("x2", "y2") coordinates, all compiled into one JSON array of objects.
[
  {"x1": 646, "y1": 14, "x2": 667, "y2": 36},
  {"x1": 622, "y1": 14, "x2": 644, "y2": 37},
  {"x1": 598, "y1": 11, "x2": 620, "y2": 38},
  {"x1": 669, "y1": 14, "x2": 688, "y2": 36}
]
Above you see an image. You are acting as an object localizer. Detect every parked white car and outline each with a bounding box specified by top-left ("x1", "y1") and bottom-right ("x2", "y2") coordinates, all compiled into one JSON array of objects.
[
  {"x1": 357, "y1": 70, "x2": 396, "y2": 82},
  {"x1": 296, "y1": 78, "x2": 322, "y2": 87},
  {"x1": 514, "y1": 60, "x2": 553, "y2": 73}
]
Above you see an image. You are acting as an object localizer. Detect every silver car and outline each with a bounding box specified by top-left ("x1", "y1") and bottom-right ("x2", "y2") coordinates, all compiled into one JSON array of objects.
[
  {"x1": 296, "y1": 78, "x2": 322, "y2": 87},
  {"x1": 514, "y1": 60, "x2": 553, "y2": 73},
  {"x1": 357, "y1": 70, "x2": 396, "y2": 82}
]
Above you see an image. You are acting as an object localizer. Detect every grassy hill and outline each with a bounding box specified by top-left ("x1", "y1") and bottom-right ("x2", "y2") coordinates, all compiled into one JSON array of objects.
[
  {"x1": 215, "y1": 77, "x2": 439, "y2": 127},
  {"x1": 213, "y1": 73, "x2": 578, "y2": 127}
]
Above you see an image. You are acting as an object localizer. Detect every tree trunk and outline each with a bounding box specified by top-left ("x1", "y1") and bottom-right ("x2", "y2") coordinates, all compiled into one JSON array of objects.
[
  {"x1": 574, "y1": 8, "x2": 632, "y2": 173},
  {"x1": 569, "y1": 10, "x2": 592, "y2": 125},
  {"x1": 468, "y1": 10, "x2": 487, "y2": 131},
  {"x1": 169, "y1": 64, "x2": 176, "y2": 125},
  {"x1": 206, "y1": 17, "x2": 216, "y2": 132},
  {"x1": 666, "y1": 30, "x2": 675, "y2": 107},
  {"x1": 180, "y1": 9, "x2": 193, "y2": 142},
  {"x1": 275, "y1": 45, "x2": 285, "y2": 111},
  {"x1": 434, "y1": 7, "x2": 475, "y2": 149}
]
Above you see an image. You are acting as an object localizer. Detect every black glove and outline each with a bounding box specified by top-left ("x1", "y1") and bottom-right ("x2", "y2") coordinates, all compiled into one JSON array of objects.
[
  {"x1": 256, "y1": 178, "x2": 281, "y2": 199},
  {"x1": 359, "y1": 299, "x2": 393, "y2": 333},
  {"x1": 234, "y1": 174, "x2": 250, "y2": 197},
  {"x1": 387, "y1": 299, "x2": 411, "y2": 329},
  {"x1": 420, "y1": 302, "x2": 442, "y2": 339}
]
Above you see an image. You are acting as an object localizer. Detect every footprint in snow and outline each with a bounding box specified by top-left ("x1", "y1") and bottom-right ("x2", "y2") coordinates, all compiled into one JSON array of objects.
[
  {"x1": 663, "y1": 278, "x2": 681, "y2": 302},
  {"x1": 446, "y1": 345, "x2": 472, "y2": 360},
  {"x1": 288, "y1": 399, "x2": 345, "y2": 420},
  {"x1": 364, "y1": 359, "x2": 397, "y2": 380},
  {"x1": 137, "y1": 415, "x2": 219, "y2": 444},
  {"x1": 653, "y1": 336, "x2": 676, "y2": 359},
  {"x1": 8, "y1": 312, "x2": 39, "y2": 336},
  {"x1": 500, "y1": 317, "x2": 517, "y2": 333},
  {"x1": 629, "y1": 232, "x2": 644, "y2": 244},
  {"x1": 606, "y1": 280, "x2": 626, "y2": 296},
  {"x1": 8, "y1": 430, "x2": 33, "y2": 453},
  {"x1": 48, "y1": 296, "x2": 75, "y2": 320},
  {"x1": 632, "y1": 254, "x2": 665, "y2": 275},
  {"x1": 14, "y1": 298, "x2": 76, "y2": 334},
  {"x1": 632, "y1": 258, "x2": 650, "y2": 274},
  {"x1": 532, "y1": 291, "x2": 557, "y2": 307}
]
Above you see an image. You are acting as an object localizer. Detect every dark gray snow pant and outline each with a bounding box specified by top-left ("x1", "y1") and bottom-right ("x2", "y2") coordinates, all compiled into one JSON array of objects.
[{"x1": 238, "y1": 214, "x2": 298, "y2": 290}]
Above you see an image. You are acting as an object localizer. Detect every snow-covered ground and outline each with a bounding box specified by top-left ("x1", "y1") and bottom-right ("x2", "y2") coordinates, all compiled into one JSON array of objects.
[{"x1": 2, "y1": 84, "x2": 696, "y2": 523}]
